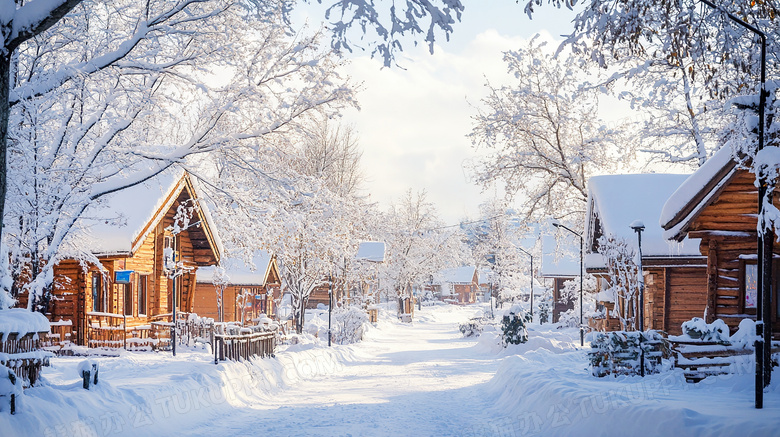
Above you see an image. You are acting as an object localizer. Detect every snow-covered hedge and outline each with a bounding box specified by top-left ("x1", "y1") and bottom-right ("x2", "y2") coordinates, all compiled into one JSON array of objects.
[
  {"x1": 501, "y1": 305, "x2": 531, "y2": 346},
  {"x1": 589, "y1": 330, "x2": 670, "y2": 377},
  {"x1": 680, "y1": 317, "x2": 729, "y2": 343}
]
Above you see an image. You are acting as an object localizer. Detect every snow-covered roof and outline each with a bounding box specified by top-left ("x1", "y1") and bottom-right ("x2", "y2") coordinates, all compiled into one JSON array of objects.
[
  {"x1": 586, "y1": 173, "x2": 703, "y2": 269},
  {"x1": 540, "y1": 232, "x2": 580, "y2": 278},
  {"x1": 661, "y1": 146, "x2": 739, "y2": 241},
  {"x1": 436, "y1": 266, "x2": 478, "y2": 284},
  {"x1": 196, "y1": 251, "x2": 276, "y2": 286},
  {"x1": 355, "y1": 241, "x2": 385, "y2": 263},
  {"x1": 75, "y1": 169, "x2": 223, "y2": 261}
]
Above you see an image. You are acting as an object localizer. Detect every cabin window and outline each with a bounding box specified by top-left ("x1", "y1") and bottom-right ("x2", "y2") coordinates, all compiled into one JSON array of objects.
[
  {"x1": 123, "y1": 283, "x2": 133, "y2": 316},
  {"x1": 91, "y1": 274, "x2": 104, "y2": 312},
  {"x1": 742, "y1": 261, "x2": 780, "y2": 316},
  {"x1": 137, "y1": 275, "x2": 148, "y2": 316},
  {"x1": 744, "y1": 263, "x2": 758, "y2": 310}
]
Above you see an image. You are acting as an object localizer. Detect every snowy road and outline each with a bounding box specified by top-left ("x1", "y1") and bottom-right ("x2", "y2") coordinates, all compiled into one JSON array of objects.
[{"x1": 189, "y1": 305, "x2": 499, "y2": 436}]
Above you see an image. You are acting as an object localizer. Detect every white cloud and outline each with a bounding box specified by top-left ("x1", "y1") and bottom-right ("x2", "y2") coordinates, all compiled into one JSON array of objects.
[{"x1": 342, "y1": 29, "x2": 552, "y2": 224}]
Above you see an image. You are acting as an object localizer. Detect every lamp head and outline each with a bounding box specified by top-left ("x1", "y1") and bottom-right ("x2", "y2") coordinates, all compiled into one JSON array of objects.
[{"x1": 630, "y1": 219, "x2": 645, "y2": 233}]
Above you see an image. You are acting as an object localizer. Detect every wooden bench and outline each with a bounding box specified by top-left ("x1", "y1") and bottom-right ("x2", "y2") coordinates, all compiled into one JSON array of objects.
[{"x1": 671, "y1": 340, "x2": 780, "y2": 383}]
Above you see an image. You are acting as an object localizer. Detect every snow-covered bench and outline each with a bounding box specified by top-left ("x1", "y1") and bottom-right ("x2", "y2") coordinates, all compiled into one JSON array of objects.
[{"x1": 671, "y1": 339, "x2": 780, "y2": 383}]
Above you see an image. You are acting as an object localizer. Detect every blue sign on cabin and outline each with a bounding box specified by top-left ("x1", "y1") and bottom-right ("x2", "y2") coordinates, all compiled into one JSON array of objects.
[{"x1": 115, "y1": 270, "x2": 134, "y2": 284}]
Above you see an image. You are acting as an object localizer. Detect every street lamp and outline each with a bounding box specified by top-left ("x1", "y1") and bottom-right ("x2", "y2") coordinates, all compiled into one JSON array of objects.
[
  {"x1": 552, "y1": 221, "x2": 584, "y2": 347},
  {"x1": 630, "y1": 221, "x2": 645, "y2": 332},
  {"x1": 630, "y1": 220, "x2": 646, "y2": 377},
  {"x1": 699, "y1": 0, "x2": 770, "y2": 410},
  {"x1": 515, "y1": 246, "x2": 534, "y2": 320},
  {"x1": 328, "y1": 273, "x2": 333, "y2": 347}
]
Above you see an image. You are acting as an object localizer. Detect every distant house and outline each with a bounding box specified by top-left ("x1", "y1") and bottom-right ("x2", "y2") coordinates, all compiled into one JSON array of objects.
[
  {"x1": 540, "y1": 233, "x2": 578, "y2": 322},
  {"x1": 585, "y1": 174, "x2": 706, "y2": 335},
  {"x1": 433, "y1": 266, "x2": 479, "y2": 305},
  {"x1": 28, "y1": 170, "x2": 222, "y2": 346},
  {"x1": 661, "y1": 146, "x2": 780, "y2": 334},
  {"x1": 193, "y1": 251, "x2": 281, "y2": 323}
]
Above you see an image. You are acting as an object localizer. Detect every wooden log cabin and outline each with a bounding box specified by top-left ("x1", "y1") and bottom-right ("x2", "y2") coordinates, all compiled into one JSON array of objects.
[
  {"x1": 193, "y1": 251, "x2": 281, "y2": 323},
  {"x1": 662, "y1": 146, "x2": 780, "y2": 335},
  {"x1": 35, "y1": 170, "x2": 222, "y2": 346},
  {"x1": 584, "y1": 174, "x2": 708, "y2": 335}
]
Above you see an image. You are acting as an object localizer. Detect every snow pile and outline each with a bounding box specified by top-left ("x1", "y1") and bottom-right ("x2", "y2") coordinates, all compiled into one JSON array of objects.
[
  {"x1": 0, "y1": 308, "x2": 50, "y2": 340},
  {"x1": 5, "y1": 342, "x2": 359, "y2": 436},
  {"x1": 728, "y1": 319, "x2": 756, "y2": 349}
]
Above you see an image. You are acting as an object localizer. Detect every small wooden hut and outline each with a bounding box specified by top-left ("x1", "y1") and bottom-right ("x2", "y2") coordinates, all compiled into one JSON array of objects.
[
  {"x1": 584, "y1": 174, "x2": 707, "y2": 335},
  {"x1": 193, "y1": 251, "x2": 281, "y2": 323},
  {"x1": 661, "y1": 146, "x2": 780, "y2": 335}
]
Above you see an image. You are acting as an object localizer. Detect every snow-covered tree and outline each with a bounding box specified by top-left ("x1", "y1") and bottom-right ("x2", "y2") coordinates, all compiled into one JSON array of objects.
[
  {"x1": 463, "y1": 198, "x2": 529, "y2": 305},
  {"x1": 527, "y1": 0, "x2": 779, "y2": 167},
  {"x1": 2, "y1": 2, "x2": 355, "y2": 311},
  {"x1": 380, "y1": 190, "x2": 464, "y2": 314},
  {"x1": 597, "y1": 234, "x2": 641, "y2": 331},
  {"x1": 468, "y1": 36, "x2": 633, "y2": 225},
  {"x1": 296, "y1": 116, "x2": 365, "y2": 197}
]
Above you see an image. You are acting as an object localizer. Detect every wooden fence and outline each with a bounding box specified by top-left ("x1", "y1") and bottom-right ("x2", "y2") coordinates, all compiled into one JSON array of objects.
[
  {"x1": 0, "y1": 331, "x2": 52, "y2": 387},
  {"x1": 213, "y1": 330, "x2": 275, "y2": 364}
]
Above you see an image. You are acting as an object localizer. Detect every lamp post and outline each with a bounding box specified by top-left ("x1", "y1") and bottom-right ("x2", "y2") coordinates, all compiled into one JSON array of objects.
[
  {"x1": 699, "y1": 0, "x2": 770, "y2": 409},
  {"x1": 630, "y1": 221, "x2": 645, "y2": 332},
  {"x1": 552, "y1": 222, "x2": 584, "y2": 347},
  {"x1": 328, "y1": 273, "x2": 333, "y2": 347},
  {"x1": 516, "y1": 246, "x2": 534, "y2": 320},
  {"x1": 630, "y1": 220, "x2": 646, "y2": 377}
]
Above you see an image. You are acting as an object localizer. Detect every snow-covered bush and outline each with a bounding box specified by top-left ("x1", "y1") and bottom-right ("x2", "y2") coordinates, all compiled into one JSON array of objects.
[
  {"x1": 331, "y1": 306, "x2": 369, "y2": 345},
  {"x1": 459, "y1": 317, "x2": 490, "y2": 338},
  {"x1": 681, "y1": 318, "x2": 730, "y2": 343},
  {"x1": 537, "y1": 302, "x2": 550, "y2": 324},
  {"x1": 589, "y1": 330, "x2": 670, "y2": 377},
  {"x1": 558, "y1": 308, "x2": 579, "y2": 329},
  {"x1": 501, "y1": 305, "x2": 531, "y2": 346}
]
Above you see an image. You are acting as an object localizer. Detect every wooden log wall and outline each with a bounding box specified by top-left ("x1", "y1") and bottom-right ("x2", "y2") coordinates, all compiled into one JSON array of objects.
[{"x1": 688, "y1": 169, "x2": 780, "y2": 333}]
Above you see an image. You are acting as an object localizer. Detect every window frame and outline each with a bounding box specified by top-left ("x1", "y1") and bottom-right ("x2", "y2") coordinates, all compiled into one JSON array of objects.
[{"x1": 137, "y1": 274, "x2": 148, "y2": 317}]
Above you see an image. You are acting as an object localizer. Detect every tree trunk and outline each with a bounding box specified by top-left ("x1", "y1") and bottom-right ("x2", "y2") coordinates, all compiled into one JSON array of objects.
[{"x1": 0, "y1": 52, "x2": 9, "y2": 247}]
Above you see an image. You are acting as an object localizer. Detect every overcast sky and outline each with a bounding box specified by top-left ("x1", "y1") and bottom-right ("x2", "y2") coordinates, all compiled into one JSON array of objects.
[{"x1": 295, "y1": 2, "x2": 580, "y2": 225}]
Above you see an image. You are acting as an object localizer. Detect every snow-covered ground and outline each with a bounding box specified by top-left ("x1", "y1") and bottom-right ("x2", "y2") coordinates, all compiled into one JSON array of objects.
[{"x1": 3, "y1": 304, "x2": 780, "y2": 436}]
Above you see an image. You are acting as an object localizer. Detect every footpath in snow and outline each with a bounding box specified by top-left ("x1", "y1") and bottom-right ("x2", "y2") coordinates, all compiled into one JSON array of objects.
[{"x1": 3, "y1": 303, "x2": 780, "y2": 436}]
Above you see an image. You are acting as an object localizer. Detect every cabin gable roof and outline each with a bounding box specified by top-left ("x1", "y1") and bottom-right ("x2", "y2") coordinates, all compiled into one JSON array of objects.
[
  {"x1": 79, "y1": 170, "x2": 222, "y2": 265},
  {"x1": 661, "y1": 146, "x2": 740, "y2": 241}
]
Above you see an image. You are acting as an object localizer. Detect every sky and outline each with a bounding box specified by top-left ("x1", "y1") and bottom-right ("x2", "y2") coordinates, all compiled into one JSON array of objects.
[{"x1": 293, "y1": 1, "x2": 581, "y2": 225}]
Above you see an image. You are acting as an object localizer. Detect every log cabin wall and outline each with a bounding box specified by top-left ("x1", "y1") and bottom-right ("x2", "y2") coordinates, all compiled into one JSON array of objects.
[
  {"x1": 591, "y1": 265, "x2": 706, "y2": 335},
  {"x1": 662, "y1": 267, "x2": 708, "y2": 335},
  {"x1": 686, "y1": 169, "x2": 780, "y2": 333}
]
